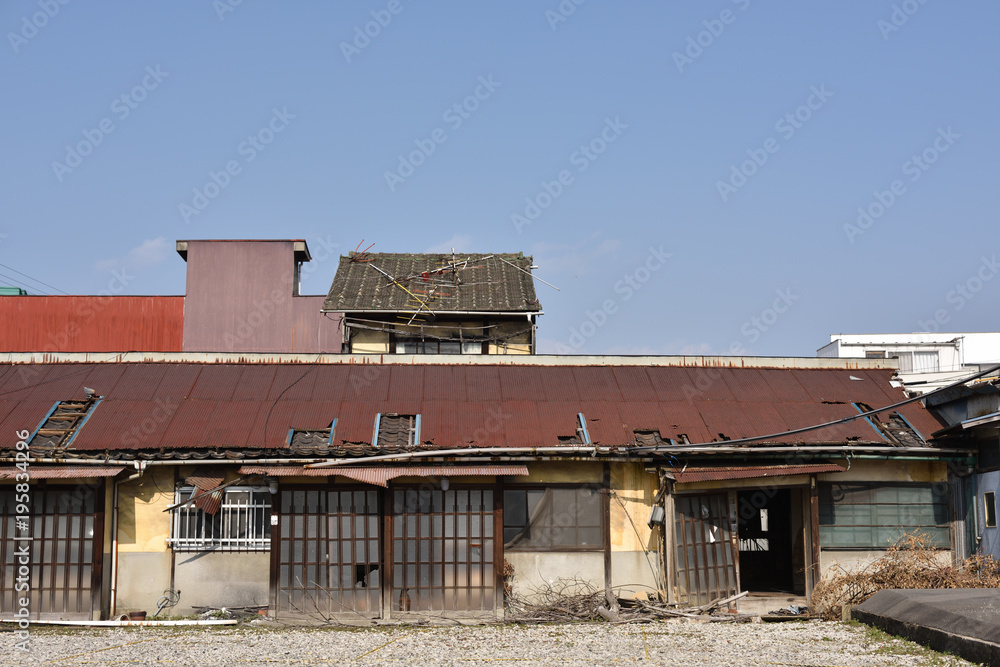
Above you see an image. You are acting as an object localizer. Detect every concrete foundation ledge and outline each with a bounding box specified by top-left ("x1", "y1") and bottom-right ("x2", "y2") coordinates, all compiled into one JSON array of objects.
[{"x1": 852, "y1": 588, "x2": 1000, "y2": 666}]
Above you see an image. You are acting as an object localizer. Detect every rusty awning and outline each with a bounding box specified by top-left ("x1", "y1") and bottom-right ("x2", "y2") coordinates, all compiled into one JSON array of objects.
[
  {"x1": 0, "y1": 466, "x2": 125, "y2": 479},
  {"x1": 671, "y1": 463, "x2": 845, "y2": 484},
  {"x1": 239, "y1": 464, "x2": 529, "y2": 488}
]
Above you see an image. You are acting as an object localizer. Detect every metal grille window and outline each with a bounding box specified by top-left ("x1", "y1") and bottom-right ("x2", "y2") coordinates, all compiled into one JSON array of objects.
[
  {"x1": 169, "y1": 486, "x2": 272, "y2": 551},
  {"x1": 503, "y1": 487, "x2": 603, "y2": 550},
  {"x1": 818, "y1": 483, "x2": 950, "y2": 549}
]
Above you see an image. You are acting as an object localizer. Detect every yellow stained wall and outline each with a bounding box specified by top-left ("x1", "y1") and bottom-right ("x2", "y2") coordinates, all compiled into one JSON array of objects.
[
  {"x1": 508, "y1": 461, "x2": 603, "y2": 484},
  {"x1": 486, "y1": 321, "x2": 531, "y2": 355},
  {"x1": 816, "y1": 458, "x2": 947, "y2": 484},
  {"x1": 116, "y1": 467, "x2": 173, "y2": 552},
  {"x1": 351, "y1": 329, "x2": 389, "y2": 354},
  {"x1": 610, "y1": 462, "x2": 658, "y2": 552}
]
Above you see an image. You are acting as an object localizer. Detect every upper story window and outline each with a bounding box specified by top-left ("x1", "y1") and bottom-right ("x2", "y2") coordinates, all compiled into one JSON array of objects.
[
  {"x1": 891, "y1": 351, "x2": 939, "y2": 373},
  {"x1": 393, "y1": 336, "x2": 484, "y2": 354}
]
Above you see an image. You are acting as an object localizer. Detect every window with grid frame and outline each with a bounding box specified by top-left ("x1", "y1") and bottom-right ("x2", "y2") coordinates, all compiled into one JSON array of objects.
[
  {"x1": 393, "y1": 337, "x2": 484, "y2": 354},
  {"x1": 169, "y1": 486, "x2": 272, "y2": 551},
  {"x1": 818, "y1": 482, "x2": 950, "y2": 549},
  {"x1": 503, "y1": 486, "x2": 604, "y2": 550}
]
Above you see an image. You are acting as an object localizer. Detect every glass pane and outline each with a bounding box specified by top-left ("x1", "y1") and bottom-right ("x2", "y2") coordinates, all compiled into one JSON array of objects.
[{"x1": 504, "y1": 491, "x2": 526, "y2": 527}]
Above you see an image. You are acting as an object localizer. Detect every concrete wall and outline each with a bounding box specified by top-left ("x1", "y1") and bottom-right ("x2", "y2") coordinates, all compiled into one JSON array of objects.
[
  {"x1": 116, "y1": 552, "x2": 172, "y2": 615},
  {"x1": 506, "y1": 552, "x2": 604, "y2": 600},
  {"x1": 114, "y1": 468, "x2": 173, "y2": 614},
  {"x1": 173, "y1": 552, "x2": 270, "y2": 615}
]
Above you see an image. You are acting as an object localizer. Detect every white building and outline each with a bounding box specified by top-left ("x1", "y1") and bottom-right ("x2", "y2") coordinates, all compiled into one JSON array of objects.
[{"x1": 817, "y1": 332, "x2": 1000, "y2": 394}]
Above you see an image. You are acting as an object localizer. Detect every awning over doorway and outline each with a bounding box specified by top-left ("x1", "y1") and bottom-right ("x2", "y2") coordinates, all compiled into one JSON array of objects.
[
  {"x1": 671, "y1": 463, "x2": 845, "y2": 484},
  {"x1": 238, "y1": 464, "x2": 529, "y2": 487},
  {"x1": 0, "y1": 466, "x2": 124, "y2": 479}
]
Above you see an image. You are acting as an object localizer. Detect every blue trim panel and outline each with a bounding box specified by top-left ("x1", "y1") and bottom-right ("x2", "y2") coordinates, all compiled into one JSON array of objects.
[
  {"x1": 853, "y1": 403, "x2": 887, "y2": 441},
  {"x1": 27, "y1": 402, "x2": 60, "y2": 444},
  {"x1": 64, "y1": 398, "x2": 102, "y2": 448},
  {"x1": 286, "y1": 428, "x2": 295, "y2": 446},
  {"x1": 373, "y1": 413, "x2": 382, "y2": 448},
  {"x1": 328, "y1": 417, "x2": 338, "y2": 445},
  {"x1": 578, "y1": 412, "x2": 591, "y2": 444},
  {"x1": 414, "y1": 414, "x2": 421, "y2": 447}
]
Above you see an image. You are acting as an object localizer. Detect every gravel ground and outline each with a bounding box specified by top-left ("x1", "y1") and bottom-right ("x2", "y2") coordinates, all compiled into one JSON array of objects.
[{"x1": 0, "y1": 619, "x2": 976, "y2": 666}]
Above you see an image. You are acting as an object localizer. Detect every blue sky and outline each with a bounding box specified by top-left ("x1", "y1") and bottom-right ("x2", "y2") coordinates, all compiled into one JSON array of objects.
[{"x1": 2, "y1": 1, "x2": 997, "y2": 357}]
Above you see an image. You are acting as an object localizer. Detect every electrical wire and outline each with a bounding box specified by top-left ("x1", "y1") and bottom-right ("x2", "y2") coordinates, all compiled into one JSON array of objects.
[
  {"x1": 0, "y1": 270, "x2": 46, "y2": 295},
  {"x1": 260, "y1": 366, "x2": 318, "y2": 448},
  {"x1": 629, "y1": 362, "x2": 1000, "y2": 454},
  {"x1": 0, "y1": 262, "x2": 70, "y2": 295}
]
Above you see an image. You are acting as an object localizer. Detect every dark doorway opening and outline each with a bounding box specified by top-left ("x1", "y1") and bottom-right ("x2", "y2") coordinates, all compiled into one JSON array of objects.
[{"x1": 736, "y1": 488, "x2": 794, "y2": 593}]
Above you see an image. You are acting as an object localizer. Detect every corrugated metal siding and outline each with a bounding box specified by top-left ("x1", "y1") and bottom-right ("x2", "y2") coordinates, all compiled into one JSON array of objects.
[
  {"x1": 611, "y1": 367, "x2": 658, "y2": 402},
  {"x1": 696, "y1": 401, "x2": 790, "y2": 442},
  {"x1": 181, "y1": 241, "x2": 342, "y2": 354},
  {"x1": 423, "y1": 366, "x2": 466, "y2": 402},
  {"x1": 574, "y1": 367, "x2": 622, "y2": 402},
  {"x1": 310, "y1": 366, "x2": 350, "y2": 404},
  {"x1": 538, "y1": 366, "x2": 580, "y2": 402},
  {"x1": 658, "y1": 401, "x2": 714, "y2": 443},
  {"x1": 0, "y1": 296, "x2": 184, "y2": 352},
  {"x1": 1, "y1": 362, "x2": 948, "y2": 452},
  {"x1": 757, "y1": 368, "x2": 811, "y2": 402},
  {"x1": 188, "y1": 366, "x2": 244, "y2": 400},
  {"x1": 720, "y1": 369, "x2": 778, "y2": 403},
  {"x1": 0, "y1": 400, "x2": 59, "y2": 441},
  {"x1": 498, "y1": 366, "x2": 546, "y2": 402}
]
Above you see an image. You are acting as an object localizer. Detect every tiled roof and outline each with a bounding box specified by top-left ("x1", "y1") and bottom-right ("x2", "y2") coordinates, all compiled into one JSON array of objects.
[
  {"x1": 0, "y1": 362, "x2": 947, "y2": 455},
  {"x1": 322, "y1": 253, "x2": 541, "y2": 313}
]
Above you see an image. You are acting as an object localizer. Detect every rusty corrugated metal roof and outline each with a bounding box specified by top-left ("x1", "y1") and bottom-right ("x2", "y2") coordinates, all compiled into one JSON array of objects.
[
  {"x1": 238, "y1": 464, "x2": 529, "y2": 487},
  {"x1": 0, "y1": 296, "x2": 183, "y2": 352},
  {"x1": 672, "y1": 463, "x2": 846, "y2": 483},
  {"x1": 1, "y1": 362, "x2": 946, "y2": 453},
  {"x1": 0, "y1": 466, "x2": 124, "y2": 479}
]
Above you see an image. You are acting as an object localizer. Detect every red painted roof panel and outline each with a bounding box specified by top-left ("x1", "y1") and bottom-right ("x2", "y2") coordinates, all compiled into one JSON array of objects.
[{"x1": 0, "y1": 296, "x2": 184, "y2": 352}]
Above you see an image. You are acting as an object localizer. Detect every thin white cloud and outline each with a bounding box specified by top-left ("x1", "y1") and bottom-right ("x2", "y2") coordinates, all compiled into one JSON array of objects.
[{"x1": 95, "y1": 237, "x2": 170, "y2": 273}]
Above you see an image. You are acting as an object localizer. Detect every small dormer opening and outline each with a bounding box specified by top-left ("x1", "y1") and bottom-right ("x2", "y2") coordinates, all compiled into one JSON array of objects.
[
  {"x1": 28, "y1": 395, "x2": 101, "y2": 450},
  {"x1": 374, "y1": 413, "x2": 420, "y2": 448}
]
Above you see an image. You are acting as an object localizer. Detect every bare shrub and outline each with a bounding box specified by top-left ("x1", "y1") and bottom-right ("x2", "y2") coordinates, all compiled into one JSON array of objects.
[{"x1": 811, "y1": 532, "x2": 1000, "y2": 620}]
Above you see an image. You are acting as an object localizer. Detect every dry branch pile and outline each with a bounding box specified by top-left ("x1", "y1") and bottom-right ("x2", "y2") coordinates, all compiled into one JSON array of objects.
[
  {"x1": 506, "y1": 578, "x2": 743, "y2": 624},
  {"x1": 811, "y1": 533, "x2": 1000, "y2": 620}
]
